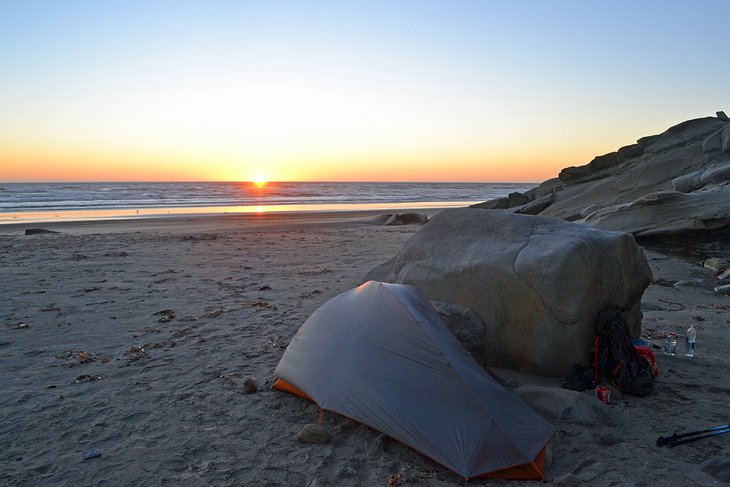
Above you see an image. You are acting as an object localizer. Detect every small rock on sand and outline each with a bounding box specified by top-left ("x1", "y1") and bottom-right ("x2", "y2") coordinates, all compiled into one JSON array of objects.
[
  {"x1": 703, "y1": 257, "x2": 729, "y2": 272},
  {"x1": 297, "y1": 423, "x2": 331, "y2": 444},
  {"x1": 243, "y1": 378, "x2": 257, "y2": 394}
]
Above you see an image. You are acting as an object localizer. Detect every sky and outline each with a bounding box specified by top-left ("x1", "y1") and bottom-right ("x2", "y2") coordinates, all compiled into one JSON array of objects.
[{"x1": 1, "y1": 1, "x2": 729, "y2": 183}]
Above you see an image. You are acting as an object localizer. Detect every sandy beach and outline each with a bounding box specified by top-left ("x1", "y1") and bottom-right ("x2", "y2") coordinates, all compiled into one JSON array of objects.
[{"x1": 1, "y1": 210, "x2": 729, "y2": 486}]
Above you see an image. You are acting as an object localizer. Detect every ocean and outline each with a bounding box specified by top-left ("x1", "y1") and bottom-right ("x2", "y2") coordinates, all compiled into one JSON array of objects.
[{"x1": 0, "y1": 181, "x2": 536, "y2": 222}]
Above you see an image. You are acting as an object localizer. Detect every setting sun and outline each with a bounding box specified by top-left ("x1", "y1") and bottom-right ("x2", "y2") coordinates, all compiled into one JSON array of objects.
[{"x1": 253, "y1": 177, "x2": 267, "y2": 188}]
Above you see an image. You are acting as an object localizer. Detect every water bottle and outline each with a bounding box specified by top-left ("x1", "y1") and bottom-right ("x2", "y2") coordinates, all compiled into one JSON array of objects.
[
  {"x1": 663, "y1": 332, "x2": 678, "y2": 356},
  {"x1": 685, "y1": 325, "x2": 696, "y2": 357}
]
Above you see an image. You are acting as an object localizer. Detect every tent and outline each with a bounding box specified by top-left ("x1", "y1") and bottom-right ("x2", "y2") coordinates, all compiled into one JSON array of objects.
[{"x1": 273, "y1": 281, "x2": 555, "y2": 480}]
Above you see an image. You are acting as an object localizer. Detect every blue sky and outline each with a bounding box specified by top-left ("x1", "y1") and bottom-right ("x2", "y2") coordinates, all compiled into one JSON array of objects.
[{"x1": 1, "y1": 1, "x2": 728, "y2": 181}]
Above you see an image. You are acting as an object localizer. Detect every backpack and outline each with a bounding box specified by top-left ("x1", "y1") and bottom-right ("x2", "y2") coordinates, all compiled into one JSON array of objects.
[{"x1": 593, "y1": 306, "x2": 654, "y2": 396}]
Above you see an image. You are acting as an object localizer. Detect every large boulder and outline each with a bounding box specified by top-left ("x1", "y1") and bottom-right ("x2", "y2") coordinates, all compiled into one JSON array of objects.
[{"x1": 365, "y1": 208, "x2": 651, "y2": 376}]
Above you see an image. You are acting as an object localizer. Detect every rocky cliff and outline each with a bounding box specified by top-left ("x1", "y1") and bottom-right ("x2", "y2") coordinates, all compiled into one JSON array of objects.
[{"x1": 472, "y1": 111, "x2": 730, "y2": 237}]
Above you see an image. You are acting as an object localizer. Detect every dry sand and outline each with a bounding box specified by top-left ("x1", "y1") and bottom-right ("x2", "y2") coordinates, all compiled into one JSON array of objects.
[{"x1": 1, "y1": 211, "x2": 728, "y2": 486}]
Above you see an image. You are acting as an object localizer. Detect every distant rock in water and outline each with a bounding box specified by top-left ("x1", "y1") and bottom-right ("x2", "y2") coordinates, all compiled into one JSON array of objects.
[
  {"x1": 471, "y1": 111, "x2": 730, "y2": 237},
  {"x1": 24, "y1": 228, "x2": 60, "y2": 235}
]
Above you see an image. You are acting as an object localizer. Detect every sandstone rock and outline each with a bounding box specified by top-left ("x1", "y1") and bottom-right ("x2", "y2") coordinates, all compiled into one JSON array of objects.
[
  {"x1": 700, "y1": 163, "x2": 730, "y2": 186},
  {"x1": 717, "y1": 111, "x2": 729, "y2": 121},
  {"x1": 376, "y1": 213, "x2": 429, "y2": 225},
  {"x1": 470, "y1": 197, "x2": 508, "y2": 210},
  {"x1": 514, "y1": 385, "x2": 622, "y2": 426},
  {"x1": 513, "y1": 193, "x2": 554, "y2": 215},
  {"x1": 431, "y1": 300, "x2": 488, "y2": 363},
  {"x1": 617, "y1": 143, "x2": 644, "y2": 160},
  {"x1": 507, "y1": 192, "x2": 529, "y2": 208},
  {"x1": 583, "y1": 190, "x2": 730, "y2": 237},
  {"x1": 671, "y1": 170, "x2": 704, "y2": 193},
  {"x1": 297, "y1": 424, "x2": 331, "y2": 444},
  {"x1": 580, "y1": 204, "x2": 601, "y2": 218},
  {"x1": 466, "y1": 114, "x2": 730, "y2": 237},
  {"x1": 365, "y1": 208, "x2": 651, "y2": 375},
  {"x1": 534, "y1": 177, "x2": 562, "y2": 199}
]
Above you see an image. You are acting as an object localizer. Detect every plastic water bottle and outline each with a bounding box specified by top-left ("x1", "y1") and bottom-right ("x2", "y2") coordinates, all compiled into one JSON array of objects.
[
  {"x1": 685, "y1": 325, "x2": 696, "y2": 357},
  {"x1": 663, "y1": 332, "x2": 678, "y2": 356}
]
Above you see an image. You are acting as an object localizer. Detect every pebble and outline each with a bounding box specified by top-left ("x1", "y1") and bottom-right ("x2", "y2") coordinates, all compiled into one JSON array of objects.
[
  {"x1": 297, "y1": 424, "x2": 331, "y2": 444},
  {"x1": 243, "y1": 378, "x2": 257, "y2": 394},
  {"x1": 83, "y1": 449, "x2": 102, "y2": 461}
]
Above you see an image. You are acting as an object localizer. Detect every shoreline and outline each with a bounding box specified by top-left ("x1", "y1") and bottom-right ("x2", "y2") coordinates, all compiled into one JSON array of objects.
[
  {"x1": 0, "y1": 205, "x2": 451, "y2": 235},
  {"x1": 0, "y1": 201, "x2": 475, "y2": 228}
]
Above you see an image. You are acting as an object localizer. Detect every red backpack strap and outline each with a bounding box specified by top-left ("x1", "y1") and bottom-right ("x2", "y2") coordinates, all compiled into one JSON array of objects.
[{"x1": 594, "y1": 335, "x2": 600, "y2": 384}]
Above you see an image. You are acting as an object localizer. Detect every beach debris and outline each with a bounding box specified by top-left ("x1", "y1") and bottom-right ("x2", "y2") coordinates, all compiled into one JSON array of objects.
[
  {"x1": 84, "y1": 287, "x2": 101, "y2": 292},
  {"x1": 39, "y1": 305, "x2": 61, "y2": 312},
  {"x1": 202, "y1": 309, "x2": 224, "y2": 318},
  {"x1": 153, "y1": 309, "x2": 176, "y2": 322},
  {"x1": 657, "y1": 298, "x2": 686, "y2": 311},
  {"x1": 703, "y1": 258, "x2": 729, "y2": 273},
  {"x1": 297, "y1": 423, "x2": 331, "y2": 444},
  {"x1": 263, "y1": 333, "x2": 288, "y2": 349},
  {"x1": 297, "y1": 268, "x2": 332, "y2": 276},
  {"x1": 243, "y1": 378, "x2": 257, "y2": 394},
  {"x1": 5, "y1": 322, "x2": 30, "y2": 329},
  {"x1": 387, "y1": 473, "x2": 401, "y2": 486},
  {"x1": 300, "y1": 289, "x2": 323, "y2": 298},
  {"x1": 104, "y1": 251, "x2": 129, "y2": 257},
  {"x1": 673, "y1": 279, "x2": 706, "y2": 288},
  {"x1": 83, "y1": 449, "x2": 102, "y2": 461},
  {"x1": 74, "y1": 374, "x2": 102, "y2": 384},
  {"x1": 24, "y1": 228, "x2": 60, "y2": 235},
  {"x1": 246, "y1": 299, "x2": 277, "y2": 310},
  {"x1": 714, "y1": 284, "x2": 730, "y2": 295},
  {"x1": 258, "y1": 285, "x2": 272, "y2": 291},
  {"x1": 122, "y1": 346, "x2": 147, "y2": 366},
  {"x1": 56, "y1": 350, "x2": 98, "y2": 366},
  {"x1": 181, "y1": 233, "x2": 217, "y2": 241},
  {"x1": 715, "y1": 303, "x2": 727, "y2": 310}
]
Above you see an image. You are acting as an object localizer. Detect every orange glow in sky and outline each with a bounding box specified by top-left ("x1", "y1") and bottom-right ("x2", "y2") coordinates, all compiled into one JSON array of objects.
[{"x1": 1, "y1": 2, "x2": 728, "y2": 183}]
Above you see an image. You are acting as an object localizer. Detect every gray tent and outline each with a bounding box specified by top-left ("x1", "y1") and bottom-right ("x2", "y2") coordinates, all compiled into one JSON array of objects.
[{"x1": 273, "y1": 281, "x2": 555, "y2": 480}]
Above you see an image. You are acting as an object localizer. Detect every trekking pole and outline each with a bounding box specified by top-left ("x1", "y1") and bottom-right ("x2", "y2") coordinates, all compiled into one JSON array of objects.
[{"x1": 657, "y1": 424, "x2": 730, "y2": 448}]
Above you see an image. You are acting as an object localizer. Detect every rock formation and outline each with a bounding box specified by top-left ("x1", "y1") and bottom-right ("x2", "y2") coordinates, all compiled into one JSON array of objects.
[
  {"x1": 471, "y1": 112, "x2": 730, "y2": 237},
  {"x1": 365, "y1": 208, "x2": 651, "y2": 376}
]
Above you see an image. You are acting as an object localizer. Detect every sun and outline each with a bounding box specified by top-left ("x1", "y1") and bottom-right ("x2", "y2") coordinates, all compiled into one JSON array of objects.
[{"x1": 253, "y1": 176, "x2": 267, "y2": 188}]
